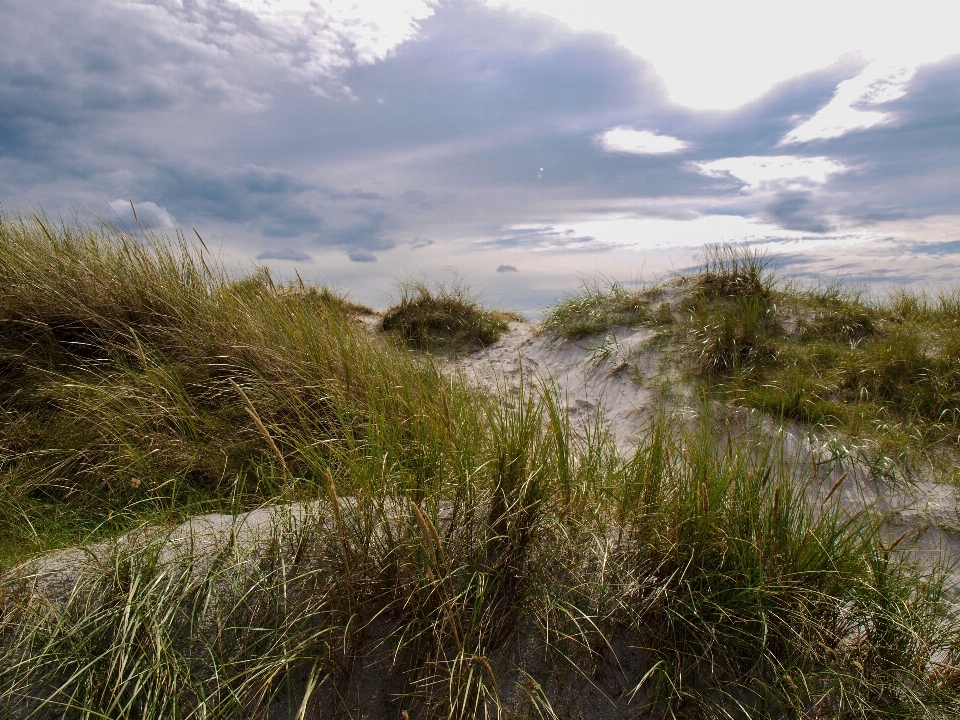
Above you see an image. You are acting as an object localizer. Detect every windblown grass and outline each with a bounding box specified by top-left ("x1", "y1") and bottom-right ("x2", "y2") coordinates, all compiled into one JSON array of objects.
[
  {"x1": 542, "y1": 246, "x2": 960, "y2": 464},
  {"x1": 0, "y1": 210, "x2": 481, "y2": 564},
  {"x1": 5, "y1": 402, "x2": 958, "y2": 718},
  {"x1": 1, "y1": 217, "x2": 958, "y2": 717},
  {"x1": 381, "y1": 281, "x2": 519, "y2": 350},
  {"x1": 540, "y1": 278, "x2": 672, "y2": 340}
]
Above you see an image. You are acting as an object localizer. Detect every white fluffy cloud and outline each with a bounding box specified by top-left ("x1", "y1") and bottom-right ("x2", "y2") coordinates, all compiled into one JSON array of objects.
[
  {"x1": 229, "y1": 0, "x2": 435, "y2": 65},
  {"x1": 123, "y1": 0, "x2": 434, "y2": 98},
  {"x1": 697, "y1": 156, "x2": 848, "y2": 190},
  {"x1": 230, "y1": 0, "x2": 434, "y2": 75},
  {"x1": 107, "y1": 199, "x2": 177, "y2": 232},
  {"x1": 781, "y1": 61, "x2": 915, "y2": 143},
  {"x1": 597, "y1": 127, "x2": 688, "y2": 154}
]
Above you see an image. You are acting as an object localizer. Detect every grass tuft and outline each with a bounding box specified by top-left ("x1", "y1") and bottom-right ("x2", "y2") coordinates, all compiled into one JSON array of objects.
[
  {"x1": 540, "y1": 279, "x2": 666, "y2": 340},
  {"x1": 380, "y1": 281, "x2": 518, "y2": 350},
  {"x1": 693, "y1": 244, "x2": 775, "y2": 302},
  {"x1": 542, "y1": 245, "x2": 960, "y2": 462}
]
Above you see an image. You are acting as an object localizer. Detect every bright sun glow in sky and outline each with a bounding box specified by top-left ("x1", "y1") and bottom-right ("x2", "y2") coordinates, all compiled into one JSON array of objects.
[{"x1": 495, "y1": 0, "x2": 960, "y2": 109}]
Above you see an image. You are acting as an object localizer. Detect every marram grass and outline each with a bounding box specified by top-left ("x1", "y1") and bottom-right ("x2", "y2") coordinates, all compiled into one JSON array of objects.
[
  {"x1": 0, "y1": 213, "x2": 958, "y2": 718},
  {"x1": 380, "y1": 279, "x2": 519, "y2": 350},
  {"x1": 543, "y1": 246, "x2": 960, "y2": 469}
]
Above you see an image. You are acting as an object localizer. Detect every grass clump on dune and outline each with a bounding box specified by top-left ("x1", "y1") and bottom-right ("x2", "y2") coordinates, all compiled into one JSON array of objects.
[
  {"x1": 540, "y1": 278, "x2": 672, "y2": 340},
  {"x1": 692, "y1": 256, "x2": 960, "y2": 460},
  {"x1": 686, "y1": 247, "x2": 782, "y2": 377},
  {"x1": 0, "y1": 216, "x2": 958, "y2": 717},
  {"x1": 381, "y1": 280, "x2": 519, "y2": 350},
  {"x1": 543, "y1": 246, "x2": 960, "y2": 462},
  {"x1": 0, "y1": 210, "x2": 480, "y2": 564}
]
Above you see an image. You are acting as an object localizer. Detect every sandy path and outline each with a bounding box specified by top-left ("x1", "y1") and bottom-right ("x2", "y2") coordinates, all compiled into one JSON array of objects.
[{"x1": 445, "y1": 321, "x2": 667, "y2": 453}]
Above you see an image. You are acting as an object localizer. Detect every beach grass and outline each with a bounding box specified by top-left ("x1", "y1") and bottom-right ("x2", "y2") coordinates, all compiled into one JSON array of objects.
[
  {"x1": 381, "y1": 280, "x2": 519, "y2": 350},
  {"x1": 0, "y1": 214, "x2": 958, "y2": 718},
  {"x1": 543, "y1": 246, "x2": 960, "y2": 470}
]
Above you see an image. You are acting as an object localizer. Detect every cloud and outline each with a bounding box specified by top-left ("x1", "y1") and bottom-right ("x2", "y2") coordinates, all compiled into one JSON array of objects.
[
  {"x1": 324, "y1": 209, "x2": 395, "y2": 256},
  {"x1": 1, "y1": 1, "x2": 960, "y2": 307},
  {"x1": 762, "y1": 192, "x2": 834, "y2": 233},
  {"x1": 496, "y1": 264, "x2": 518, "y2": 272},
  {"x1": 697, "y1": 156, "x2": 848, "y2": 189},
  {"x1": 322, "y1": 187, "x2": 387, "y2": 201},
  {"x1": 541, "y1": 214, "x2": 858, "y2": 251},
  {"x1": 229, "y1": 0, "x2": 435, "y2": 68},
  {"x1": 597, "y1": 127, "x2": 688, "y2": 154},
  {"x1": 400, "y1": 190, "x2": 433, "y2": 211},
  {"x1": 791, "y1": 53, "x2": 960, "y2": 224},
  {"x1": 147, "y1": 162, "x2": 327, "y2": 239},
  {"x1": 106, "y1": 199, "x2": 176, "y2": 233},
  {"x1": 348, "y1": 247, "x2": 378, "y2": 262},
  {"x1": 781, "y1": 63, "x2": 915, "y2": 144},
  {"x1": 908, "y1": 239, "x2": 960, "y2": 255},
  {"x1": 496, "y1": 1, "x2": 960, "y2": 111},
  {"x1": 0, "y1": 0, "x2": 430, "y2": 187},
  {"x1": 156, "y1": 163, "x2": 307, "y2": 211},
  {"x1": 479, "y1": 225, "x2": 602, "y2": 251},
  {"x1": 256, "y1": 247, "x2": 313, "y2": 262}
]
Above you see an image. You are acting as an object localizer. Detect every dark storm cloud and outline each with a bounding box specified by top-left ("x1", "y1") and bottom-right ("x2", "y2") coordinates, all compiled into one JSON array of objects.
[{"x1": 1, "y1": 0, "x2": 959, "y2": 266}]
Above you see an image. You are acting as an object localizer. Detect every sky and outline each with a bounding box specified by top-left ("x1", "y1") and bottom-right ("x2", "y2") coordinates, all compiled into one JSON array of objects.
[{"x1": 2, "y1": 0, "x2": 959, "y2": 313}]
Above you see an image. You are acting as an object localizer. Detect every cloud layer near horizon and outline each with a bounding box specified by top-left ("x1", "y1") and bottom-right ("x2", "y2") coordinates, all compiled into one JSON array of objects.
[{"x1": 1, "y1": 0, "x2": 959, "y2": 308}]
